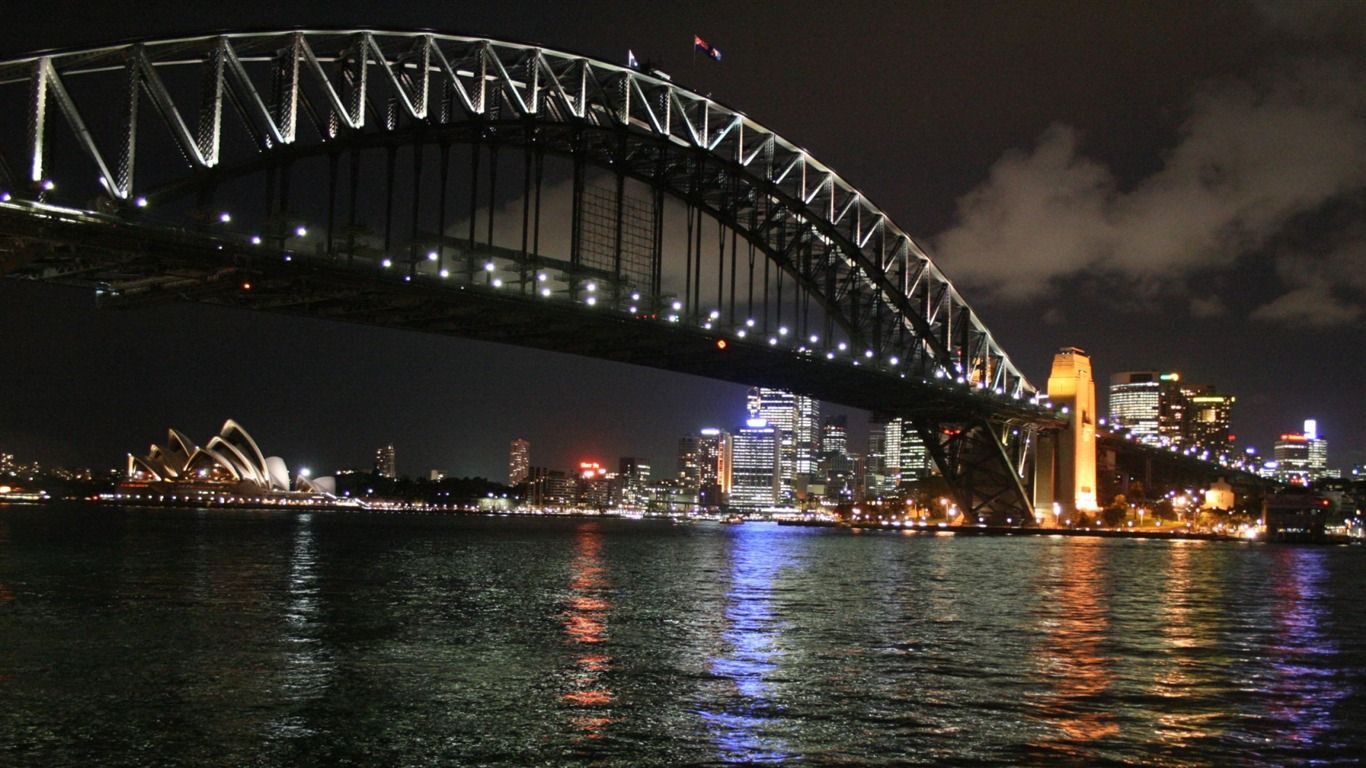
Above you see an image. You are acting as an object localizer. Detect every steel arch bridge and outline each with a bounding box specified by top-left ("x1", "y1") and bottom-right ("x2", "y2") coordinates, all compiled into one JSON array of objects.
[{"x1": 0, "y1": 29, "x2": 1062, "y2": 522}]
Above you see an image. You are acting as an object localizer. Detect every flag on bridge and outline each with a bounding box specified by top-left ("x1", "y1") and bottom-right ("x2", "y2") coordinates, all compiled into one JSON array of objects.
[
  {"x1": 693, "y1": 35, "x2": 722, "y2": 62},
  {"x1": 627, "y1": 49, "x2": 640, "y2": 69}
]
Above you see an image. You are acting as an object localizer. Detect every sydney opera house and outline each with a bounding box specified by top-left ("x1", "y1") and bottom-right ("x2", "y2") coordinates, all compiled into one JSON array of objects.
[{"x1": 120, "y1": 419, "x2": 338, "y2": 503}]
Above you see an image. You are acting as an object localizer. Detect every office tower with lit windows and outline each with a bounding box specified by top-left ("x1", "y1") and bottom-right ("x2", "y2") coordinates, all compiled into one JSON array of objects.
[
  {"x1": 730, "y1": 419, "x2": 780, "y2": 510},
  {"x1": 1182, "y1": 388, "x2": 1236, "y2": 455},
  {"x1": 821, "y1": 415, "x2": 848, "y2": 459},
  {"x1": 678, "y1": 429, "x2": 731, "y2": 508},
  {"x1": 746, "y1": 387, "x2": 820, "y2": 499},
  {"x1": 1274, "y1": 430, "x2": 1312, "y2": 484},
  {"x1": 508, "y1": 438, "x2": 531, "y2": 486},
  {"x1": 1109, "y1": 371, "x2": 1178, "y2": 444},
  {"x1": 374, "y1": 444, "x2": 396, "y2": 478}
]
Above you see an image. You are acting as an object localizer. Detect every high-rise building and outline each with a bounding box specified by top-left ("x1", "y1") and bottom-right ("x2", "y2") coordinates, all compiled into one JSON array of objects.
[
  {"x1": 374, "y1": 444, "x2": 396, "y2": 478},
  {"x1": 901, "y1": 428, "x2": 932, "y2": 482},
  {"x1": 508, "y1": 438, "x2": 531, "y2": 486},
  {"x1": 746, "y1": 387, "x2": 820, "y2": 499},
  {"x1": 1305, "y1": 420, "x2": 1329, "y2": 480},
  {"x1": 730, "y1": 418, "x2": 780, "y2": 510},
  {"x1": 678, "y1": 429, "x2": 731, "y2": 508},
  {"x1": 821, "y1": 415, "x2": 848, "y2": 459},
  {"x1": 1274, "y1": 432, "x2": 1312, "y2": 484},
  {"x1": 1109, "y1": 371, "x2": 1181, "y2": 444},
  {"x1": 617, "y1": 457, "x2": 652, "y2": 510},
  {"x1": 1183, "y1": 389, "x2": 1236, "y2": 455}
]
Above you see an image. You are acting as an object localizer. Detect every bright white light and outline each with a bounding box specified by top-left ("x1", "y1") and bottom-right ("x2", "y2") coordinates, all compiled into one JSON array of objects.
[
  {"x1": 250, "y1": 235, "x2": 262, "y2": 245},
  {"x1": 826, "y1": 352, "x2": 835, "y2": 359},
  {"x1": 628, "y1": 305, "x2": 638, "y2": 313},
  {"x1": 427, "y1": 251, "x2": 439, "y2": 261},
  {"x1": 135, "y1": 196, "x2": 148, "y2": 208},
  {"x1": 541, "y1": 287, "x2": 552, "y2": 297},
  {"x1": 809, "y1": 334, "x2": 819, "y2": 343},
  {"x1": 381, "y1": 258, "x2": 393, "y2": 268},
  {"x1": 283, "y1": 255, "x2": 292, "y2": 262},
  {"x1": 768, "y1": 337, "x2": 778, "y2": 345},
  {"x1": 41, "y1": 179, "x2": 54, "y2": 191},
  {"x1": 537, "y1": 273, "x2": 547, "y2": 281},
  {"x1": 586, "y1": 296, "x2": 597, "y2": 306},
  {"x1": 299, "y1": 468, "x2": 311, "y2": 478},
  {"x1": 778, "y1": 326, "x2": 788, "y2": 336},
  {"x1": 295, "y1": 226, "x2": 307, "y2": 237},
  {"x1": 704, "y1": 322, "x2": 713, "y2": 329},
  {"x1": 737, "y1": 329, "x2": 747, "y2": 338},
  {"x1": 709, "y1": 309, "x2": 720, "y2": 319},
  {"x1": 1, "y1": 192, "x2": 11, "y2": 202},
  {"x1": 218, "y1": 212, "x2": 232, "y2": 223},
  {"x1": 492, "y1": 278, "x2": 503, "y2": 287},
  {"x1": 745, "y1": 318, "x2": 756, "y2": 327},
  {"x1": 889, "y1": 356, "x2": 899, "y2": 365},
  {"x1": 484, "y1": 262, "x2": 496, "y2": 272},
  {"x1": 631, "y1": 292, "x2": 641, "y2": 301},
  {"x1": 672, "y1": 300, "x2": 683, "y2": 311},
  {"x1": 864, "y1": 349, "x2": 874, "y2": 358},
  {"x1": 586, "y1": 283, "x2": 596, "y2": 292},
  {"x1": 440, "y1": 268, "x2": 450, "y2": 278},
  {"x1": 838, "y1": 342, "x2": 848, "y2": 351}
]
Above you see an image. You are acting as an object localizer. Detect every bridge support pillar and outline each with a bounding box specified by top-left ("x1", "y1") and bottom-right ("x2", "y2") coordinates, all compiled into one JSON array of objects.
[
  {"x1": 1033, "y1": 428, "x2": 1057, "y2": 523},
  {"x1": 1045, "y1": 347, "x2": 1100, "y2": 522},
  {"x1": 916, "y1": 417, "x2": 1035, "y2": 526}
]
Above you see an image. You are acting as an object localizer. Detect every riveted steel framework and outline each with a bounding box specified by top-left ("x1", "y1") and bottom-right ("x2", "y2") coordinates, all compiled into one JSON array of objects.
[{"x1": 0, "y1": 30, "x2": 1060, "y2": 521}]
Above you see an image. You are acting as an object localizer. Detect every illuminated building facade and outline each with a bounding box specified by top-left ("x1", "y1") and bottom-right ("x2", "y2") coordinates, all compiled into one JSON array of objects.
[
  {"x1": 374, "y1": 444, "x2": 396, "y2": 478},
  {"x1": 1108, "y1": 371, "x2": 1180, "y2": 444},
  {"x1": 508, "y1": 438, "x2": 531, "y2": 486},
  {"x1": 746, "y1": 387, "x2": 820, "y2": 498},
  {"x1": 1183, "y1": 389, "x2": 1236, "y2": 455},
  {"x1": 678, "y1": 428, "x2": 732, "y2": 508},
  {"x1": 124, "y1": 420, "x2": 335, "y2": 497},
  {"x1": 1046, "y1": 347, "x2": 1099, "y2": 515},
  {"x1": 730, "y1": 419, "x2": 780, "y2": 510},
  {"x1": 1275, "y1": 420, "x2": 1329, "y2": 483}
]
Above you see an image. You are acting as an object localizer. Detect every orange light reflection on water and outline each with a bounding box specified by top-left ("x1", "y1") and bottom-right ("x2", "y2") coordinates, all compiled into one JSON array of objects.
[
  {"x1": 561, "y1": 523, "x2": 615, "y2": 740},
  {"x1": 1032, "y1": 541, "x2": 1118, "y2": 753}
]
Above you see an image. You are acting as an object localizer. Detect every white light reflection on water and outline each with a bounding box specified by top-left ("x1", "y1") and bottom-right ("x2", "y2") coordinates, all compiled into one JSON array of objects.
[{"x1": 699, "y1": 525, "x2": 793, "y2": 763}]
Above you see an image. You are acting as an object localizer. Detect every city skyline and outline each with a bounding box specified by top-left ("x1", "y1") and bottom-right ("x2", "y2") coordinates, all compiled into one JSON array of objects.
[{"x1": 2, "y1": 2, "x2": 1363, "y2": 478}]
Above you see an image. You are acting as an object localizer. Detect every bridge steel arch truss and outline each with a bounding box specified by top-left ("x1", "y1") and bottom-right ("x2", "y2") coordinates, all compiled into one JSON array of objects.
[{"x1": 0, "y1": 30, "x2": 1058, "y2": 522}]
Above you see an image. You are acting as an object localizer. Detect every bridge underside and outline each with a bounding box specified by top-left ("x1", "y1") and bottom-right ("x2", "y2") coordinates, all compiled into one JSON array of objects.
[{"x1": 2, "y1": 204, "x2": 1053, "y2": 523}]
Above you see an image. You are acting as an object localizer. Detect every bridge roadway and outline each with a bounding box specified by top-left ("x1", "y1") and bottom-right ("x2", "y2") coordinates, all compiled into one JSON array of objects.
[{"x1": 1, "y1": 200, "x2": 1054, "y2": 427}]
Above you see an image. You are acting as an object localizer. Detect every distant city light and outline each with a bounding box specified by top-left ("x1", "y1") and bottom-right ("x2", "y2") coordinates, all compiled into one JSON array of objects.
[
  {"x1": 41, "y1": 179, "x2": 54, "y2": 191},
  {"x1": 484, "y1": 262, "x2": 496, "y2": 272},
  {"x1": 837, "y1": 342, "x2": 848, "y2": 351},
  {"x1": 134, "y1": 196, "x2": 148, "y2": 208},
  {"x1": 542, "y1": 287, "x2": 553, "y2": 297},
  {"x1": 427, "y1": 251, "x2": 439, "y2": 261},
  {"x1": 585, "y1": 295, "x2": 596, "y2": 306},
  {"x1": 672, "y1": 300, "x2": 683, "y2": 311},
  {"x1": 586, "y1": 282, "x2": 597, "y2": 292},
  {"x1": 381, "y1": 258, "x2": 393, "y2": 268},
  {"x1": 439, "y1": 268, "x2": 450, "y2": 278},
  {"x1": 218, "y1": 212, "x2": 231, "y2": 223},
  {"x1": 250, "y1": 235, "x2": 262, "y2": 245},
  {"x1": 492, "y1": 278, "x2": 504, "y2": 288},
  {"x1": 715, "y1": 339, "x2": 727, "y2": 349},
  {"x1": 295, "y1": 226, "x2": 307, "y2": 237}
]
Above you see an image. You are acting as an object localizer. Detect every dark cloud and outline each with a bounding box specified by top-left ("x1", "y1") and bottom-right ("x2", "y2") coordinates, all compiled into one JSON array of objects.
[{"x1": 933, "y1": 59, "x2": 1366, "y2": 326}]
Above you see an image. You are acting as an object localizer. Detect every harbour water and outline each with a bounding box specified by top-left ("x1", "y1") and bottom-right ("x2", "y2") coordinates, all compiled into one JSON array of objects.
[{"x1": 1, "y1": 504, "x2": 1363, "y2": 766}]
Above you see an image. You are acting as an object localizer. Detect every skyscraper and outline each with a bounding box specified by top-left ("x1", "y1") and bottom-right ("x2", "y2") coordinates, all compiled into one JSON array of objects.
[
  {"x1": 374, "y1": 444, "x2": 396, "y2": 478},
  {"x1": 508, "y1": 438, "x2": 531, "y2": 486},
  {"x1": 730, "y1": 418, "x2": 780, "y2": 510},
  {"x1": 1109, "y1": 371, "x2": 1181, "y2": 444},
  {"x1": 1183, "y1": 388, "x2": 1236, "y2": 455},
  {"x1": 746, "y1": 387, "x2": 820, "y2": 499},
  {"x1": 678, "y1": 429, "x2": 731, "y2": 508}
]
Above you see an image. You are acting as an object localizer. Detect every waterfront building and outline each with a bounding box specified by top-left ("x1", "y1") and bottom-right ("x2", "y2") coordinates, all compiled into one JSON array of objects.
[
  {"x1": 746, "y1": 387, "x2": 820, "y2": 499},
  {"x1": 374, "y1": 444, "x2": 397, "y2": 478},
  {"x1": 123, "y1": 420, "x2": 335, "y2": 497},
  {"x1": 678, "y1": 429, "x2": 731, "y2": 508},
  {"x1": 616, "y1": 457, "x2": 652, "y2": 510},
  {"x1": 730, "y1": 419, "x2": 780, "y2": 510},
  {"x1": 508, "y1": 438, "x2": 531, "y2": 486}
]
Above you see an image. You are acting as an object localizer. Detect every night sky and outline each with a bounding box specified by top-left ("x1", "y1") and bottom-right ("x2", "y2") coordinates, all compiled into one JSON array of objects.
[{"x1": 2, "y1": 1, "x2": 1363, "y2": 478}]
